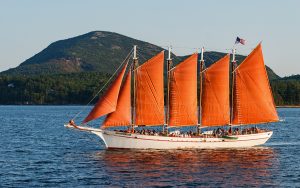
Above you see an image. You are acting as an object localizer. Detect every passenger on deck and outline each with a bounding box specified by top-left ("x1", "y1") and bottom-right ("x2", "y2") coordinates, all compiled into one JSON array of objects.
[
  {"x1": 228, "y1": 127, "x2": 232, "y2": 135},
  {"x1": 255, "y1": 127, "x2": 260, "y2": 133},
  {"x1": 69, "y1": 119, "x2": 76, "y2": 126}
]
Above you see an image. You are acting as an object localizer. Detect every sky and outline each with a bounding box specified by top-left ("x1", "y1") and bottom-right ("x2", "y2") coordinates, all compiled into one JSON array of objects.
[{"x1": 0, "y1": 0, "x2": 299, "y2": 76}]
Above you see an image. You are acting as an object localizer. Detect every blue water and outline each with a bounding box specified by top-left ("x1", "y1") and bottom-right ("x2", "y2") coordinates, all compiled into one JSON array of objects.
[{"x1": 0, "y1": 106, "x2": 299, "y2": 187}]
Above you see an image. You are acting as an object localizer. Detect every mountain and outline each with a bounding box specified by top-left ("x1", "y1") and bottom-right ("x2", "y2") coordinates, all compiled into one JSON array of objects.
[
  {"x1": 1, "y1": 32, "x2": 143, "y2": 74},
  {"x1": 2, "y1": 31, "x2": 172, "y2": 75},
  {"x1": 1, "y1": 31, "x2": 279, "y2": 80}
]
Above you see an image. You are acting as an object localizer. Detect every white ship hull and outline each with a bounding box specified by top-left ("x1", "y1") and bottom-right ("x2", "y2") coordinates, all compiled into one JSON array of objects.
[{"x1": 65, "y1": 125, "x2": 273, "y2": 149}]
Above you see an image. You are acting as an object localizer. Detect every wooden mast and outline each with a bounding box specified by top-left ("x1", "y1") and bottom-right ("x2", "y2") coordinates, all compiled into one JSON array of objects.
[
  {"x1": 230, "y1": 48, "x2": 237, "y2": 125},
  {"x1": 131, "y1": 45, "x2": 139, "y2": 132},
  {"x1": 197, "y1": 47, "x2": 204, "y2": 134},
  {"x1": 165, "y1": 46, "x2": 172, "y2": 134}
]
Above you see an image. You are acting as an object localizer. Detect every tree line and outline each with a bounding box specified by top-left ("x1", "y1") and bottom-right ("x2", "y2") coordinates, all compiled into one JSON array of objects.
[{"x1": 0, "y1": 73, "x2": 299, "y2": 106}]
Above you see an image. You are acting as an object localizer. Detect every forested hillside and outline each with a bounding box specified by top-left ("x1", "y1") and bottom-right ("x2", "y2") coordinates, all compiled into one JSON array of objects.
[
  {"x1": 271, "y1": 75, "x2": 300, "y2": 106},
  {"x1": 0, "y1": 73, "x2": 108, "y2": 104},
  {"x1": 0, "y1": 73, "x2": 299, "y2": 105}
]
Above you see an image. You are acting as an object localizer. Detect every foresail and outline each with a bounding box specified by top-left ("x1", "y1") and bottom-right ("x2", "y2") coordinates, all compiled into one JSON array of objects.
[
  {"x1": 201, "y1": 54, "x2": 230, "y2": 126},
  {"x1": 135, "y1": 51, "x2": 165, "y2": 125},
  {"x1": 83, "y1": 62, "x2": 128, "y2": 123},
  {"x1": 103, "y1": 71, "x2": 131, "y2": 127},
  {"x1": 169, "y1": 53, "x2": 198, "y2": 126},
  {"x1": 232, "y1": 43, "x2": 279, "y2": 125}
]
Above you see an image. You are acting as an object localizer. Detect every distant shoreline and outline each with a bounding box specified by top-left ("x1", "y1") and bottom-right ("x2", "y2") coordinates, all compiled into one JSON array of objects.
[
  {"x1": 276, "y1": 105, "x2": 300, "y2": 108},
  {"x1": 0, "y1": 104, "x2": 299, "y2": 108}
]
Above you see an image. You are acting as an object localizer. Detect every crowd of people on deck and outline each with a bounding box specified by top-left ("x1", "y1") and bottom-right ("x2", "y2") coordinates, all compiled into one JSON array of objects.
[
  {"x1": 133, "y1": 129, "x2": 160, "y2": 136},
  {"x1": 114, "y1": 126, "x2": 265, "y2": 138},
  {"x1": 212, "y1": 127, "x2": 262, "y2": 137}
]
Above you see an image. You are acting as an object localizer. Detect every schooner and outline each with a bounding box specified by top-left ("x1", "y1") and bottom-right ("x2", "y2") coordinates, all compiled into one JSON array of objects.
[{"x1": 65, "y1": 43, "x2": 279, "y2": 149}]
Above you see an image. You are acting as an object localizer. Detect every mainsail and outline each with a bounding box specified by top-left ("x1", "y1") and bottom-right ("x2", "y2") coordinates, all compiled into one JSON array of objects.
[
  {"x1": 103, "y1": 71, "x2": 131, "y2": 127},
  {"x1": 201, "y1": 54, "x2": 230, "y2": 126},
  {"x1": 169, "y1": 53, "x2": 198, "y2": 126},
  {"x1": 232, "y1": 43, "x2": 279, "y2": 125},
  {"x1": 135, "y1": 51, "x2": 165, "y2": 125},
  {"x1": 83, "y1": 62, "x2": 128, "y2": 123}
]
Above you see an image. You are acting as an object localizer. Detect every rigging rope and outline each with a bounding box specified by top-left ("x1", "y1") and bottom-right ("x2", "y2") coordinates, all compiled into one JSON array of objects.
[
  {"x1": 136, "y1": 51, "x2": 148, "y2": 62},
  {"x1": 156, "y1": 44, "x2": 256, "y2": 55},
  {"x1": 72, "y1": 48, "x2": 134, "y2": 122}
]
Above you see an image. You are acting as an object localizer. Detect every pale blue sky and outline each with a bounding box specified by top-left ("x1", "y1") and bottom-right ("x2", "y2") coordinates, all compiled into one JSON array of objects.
[{"x1": 0, "y1": 0, "x2": 299, "y2": 76}]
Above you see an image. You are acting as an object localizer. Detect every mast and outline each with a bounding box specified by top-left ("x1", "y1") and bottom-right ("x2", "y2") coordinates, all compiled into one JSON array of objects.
[
  {"x1": 230, "y1": 48, "x2": 237, "y2": 124},
  {"x1": 198, "y1": 47, "x2": 204, "y2": 134},
  {"x1": 132, "y1": 45, "x2": 138, "y2": 132},
  {"x1": 165, "y1": 46, "x2": 172, "y2": 134}
]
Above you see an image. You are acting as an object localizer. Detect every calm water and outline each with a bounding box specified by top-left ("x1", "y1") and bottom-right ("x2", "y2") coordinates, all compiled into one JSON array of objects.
[{"x1": 0, "y1": 106, "x2": 299, "y2": 187}]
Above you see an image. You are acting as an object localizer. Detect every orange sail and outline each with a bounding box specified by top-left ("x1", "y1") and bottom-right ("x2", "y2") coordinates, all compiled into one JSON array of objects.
[
  {"x1": 83, "y1": 63, "x2": 128, "y2": 123},
  {"x1": 232, "y1": 43, "x2": 279, "y2": 125},
  {"x1": 169, "y1": 53, "x2": 198, "y2": 126},
  {"x1": 135, "y1": 51, "x2": 165, "y2": 125},
  {"x1": 103, "y1": 71, "x2": 131, "y2": 127},
  {"x1": 201, "y1": 54, "x2": 230, "y2": 126}
]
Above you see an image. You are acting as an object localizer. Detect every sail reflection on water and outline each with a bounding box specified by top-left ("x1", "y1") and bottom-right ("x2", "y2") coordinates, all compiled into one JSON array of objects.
[{"x1": 91, "y1": 147, "x2": 279, "y2": 187}]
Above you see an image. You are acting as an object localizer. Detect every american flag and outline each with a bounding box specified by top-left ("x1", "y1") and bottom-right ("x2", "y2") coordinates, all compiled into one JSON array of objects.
[{"x1": 235, "y1": 37, "x2": 246, "y2": 45}]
